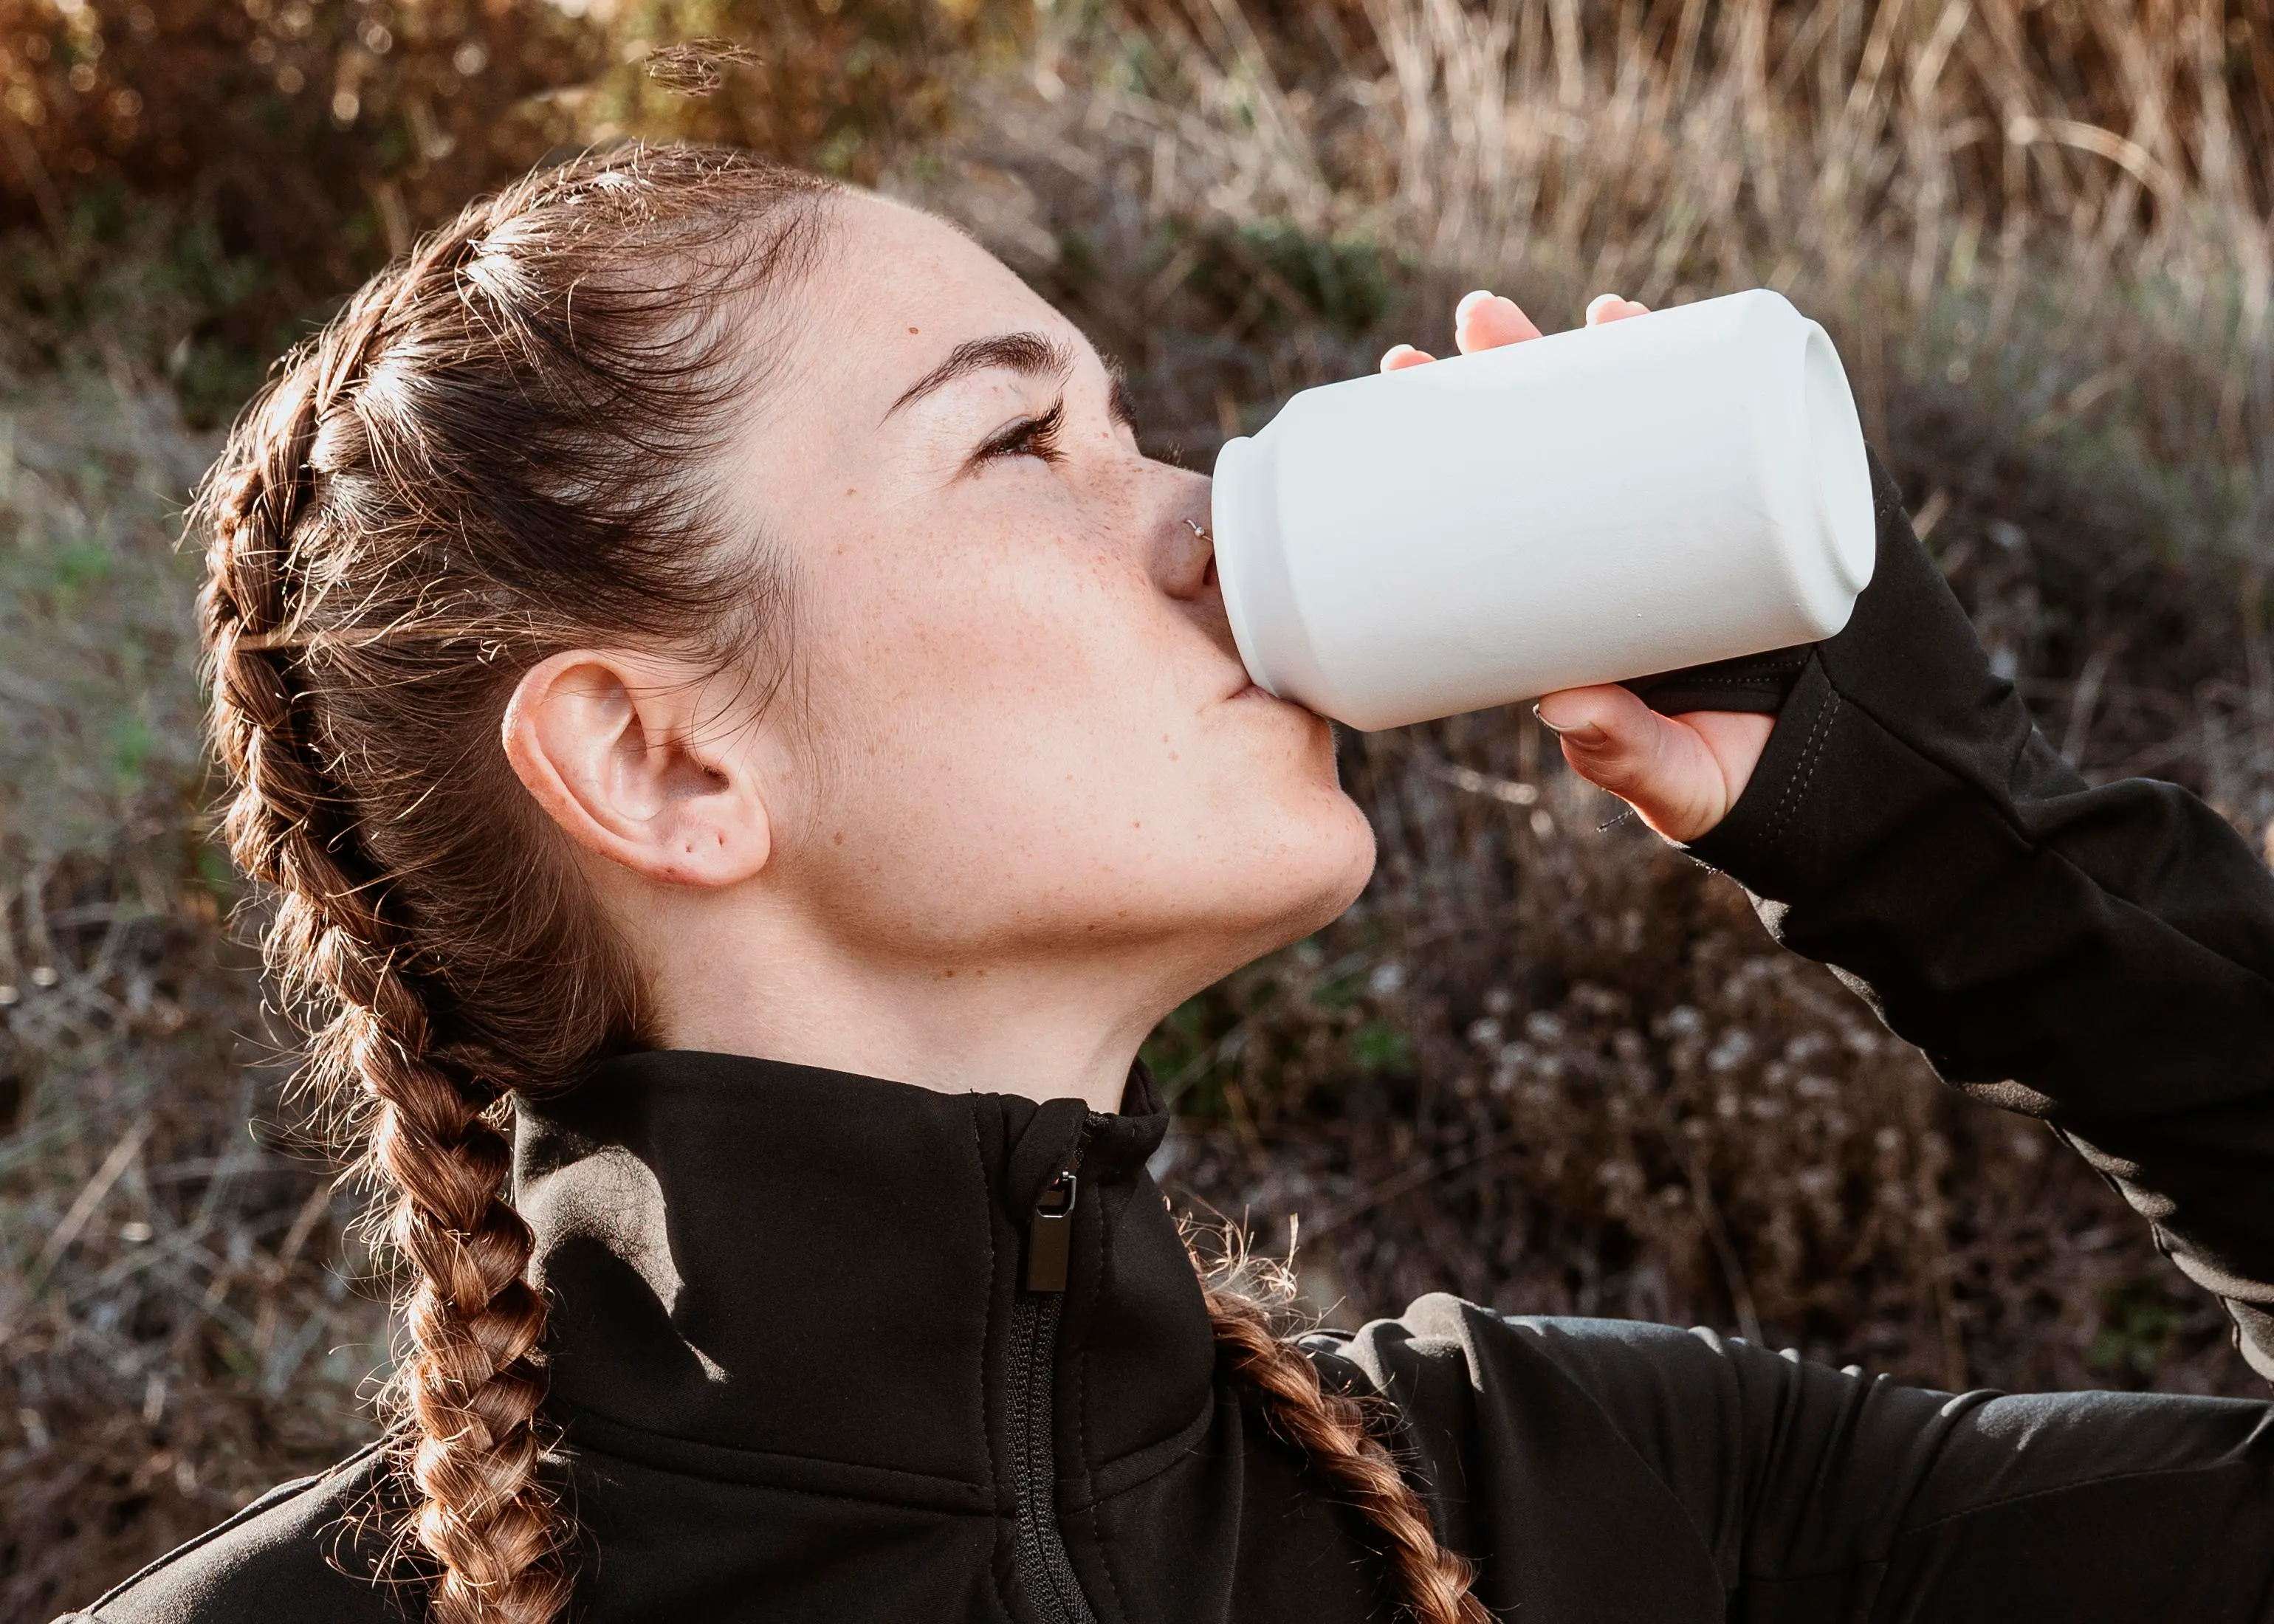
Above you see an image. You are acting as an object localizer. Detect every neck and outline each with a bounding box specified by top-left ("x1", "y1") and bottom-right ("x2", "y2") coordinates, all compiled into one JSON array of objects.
[{"x1": 636, "y1": 906, "x2": 1207, "y2": 1112}]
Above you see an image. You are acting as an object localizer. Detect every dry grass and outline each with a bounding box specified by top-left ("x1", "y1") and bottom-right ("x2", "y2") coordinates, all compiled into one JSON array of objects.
[
  {"x1": 5, "y1": 0, "x2": 2274, "y2": 1613},
  {"x1": 1059, "y1": 0, "x2": 2273, "y2": 495},
  {"x1": 0, "y1": 362, "x2": 388, "y2": 1618}
]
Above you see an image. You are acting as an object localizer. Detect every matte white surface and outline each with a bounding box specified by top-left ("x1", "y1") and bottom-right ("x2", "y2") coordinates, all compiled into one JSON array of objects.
[{"x1": 1210, "y1": 288, "x2": 1877, "y2": 732}]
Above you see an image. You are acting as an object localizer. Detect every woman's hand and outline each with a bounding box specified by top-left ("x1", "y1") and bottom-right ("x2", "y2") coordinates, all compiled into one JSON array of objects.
[{"x1": 1378, "y1": 290, "x2": 1775, "y2": 844}]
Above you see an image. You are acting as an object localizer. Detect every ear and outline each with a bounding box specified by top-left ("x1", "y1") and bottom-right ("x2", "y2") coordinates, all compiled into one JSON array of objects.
[{"x1": 501, "y1": 650, "x2": 772, "y2": 888}]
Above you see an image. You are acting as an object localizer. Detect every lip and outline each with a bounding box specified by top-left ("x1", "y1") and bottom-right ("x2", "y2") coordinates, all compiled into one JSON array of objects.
[
  {"x1": 1219, "y1": 674, "x2": 1310, "y2": 713},
  {"x1": 1208, "y1": 656, "x2": 1305, "y2": 712}
]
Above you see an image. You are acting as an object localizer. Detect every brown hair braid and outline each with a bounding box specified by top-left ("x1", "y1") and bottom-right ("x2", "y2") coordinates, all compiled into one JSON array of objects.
[
  {"x1": 1199, "y1": 1239, "x2": 1494, "y2": 1624},
  {"x1": 196, "y1": 146, "x2": 835, "y2": 1624},
  {"x1": 193, "y1": 142, "x2": 1489, "y2": 1624}
]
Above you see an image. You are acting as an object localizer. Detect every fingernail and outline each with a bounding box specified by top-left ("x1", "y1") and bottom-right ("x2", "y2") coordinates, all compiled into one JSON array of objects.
[
  {"x1": 1532, "y1": 702, "x2": 1603, "y2": 743},
  {"x1": 1455, "y1": 288, "x2": 1495, "y2": 321},
  {"x1": 1585, "y1": 292, "x2": 1622, "y2": 322},
  {"x1": 1378, "y1": 343, "x2": 1419, "y2": 372}
]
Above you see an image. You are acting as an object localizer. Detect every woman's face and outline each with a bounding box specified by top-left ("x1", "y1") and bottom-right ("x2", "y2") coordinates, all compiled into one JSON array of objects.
[{"x1": 729, "y1": 193, "x2": 1374, "y2": 992}]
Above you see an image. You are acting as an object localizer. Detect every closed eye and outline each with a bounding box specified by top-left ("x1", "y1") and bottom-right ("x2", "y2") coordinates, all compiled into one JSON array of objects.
[{"x1": 970, "y1": 396, "x2": 1068, "y2": 469}]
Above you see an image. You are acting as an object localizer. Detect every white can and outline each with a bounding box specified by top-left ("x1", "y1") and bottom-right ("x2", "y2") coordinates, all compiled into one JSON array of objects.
[{"x1": 1209, "y1": 287, "x2": 1877, "y2": 732}]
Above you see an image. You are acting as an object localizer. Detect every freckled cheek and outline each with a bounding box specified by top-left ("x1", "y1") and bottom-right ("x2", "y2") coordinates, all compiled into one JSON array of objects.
[{"x1": 868, "y1": 548, "x2": 1141, "y2": 698}]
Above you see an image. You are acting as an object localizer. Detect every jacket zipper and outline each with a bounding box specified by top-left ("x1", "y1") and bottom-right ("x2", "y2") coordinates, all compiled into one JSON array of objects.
[{"x1": 1008, "y1": 1122, "x2": 1101, "y2": 1624}]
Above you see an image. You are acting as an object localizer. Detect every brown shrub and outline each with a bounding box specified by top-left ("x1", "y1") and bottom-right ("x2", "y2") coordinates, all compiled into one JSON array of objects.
[
  {"x1": 0, "y1": 0, "x2": 1018, "y2": 350},
  {"x1": 0, "y1": 0, "x2": 599, "y2": 290}
]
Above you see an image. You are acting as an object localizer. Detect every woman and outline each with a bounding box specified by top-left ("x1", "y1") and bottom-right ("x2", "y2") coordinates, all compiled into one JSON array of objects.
[{"x1": 64, "y1": 146, "x2": 2274, "y2": 1624}]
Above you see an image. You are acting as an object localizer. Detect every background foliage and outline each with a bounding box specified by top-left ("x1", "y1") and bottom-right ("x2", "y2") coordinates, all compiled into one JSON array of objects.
[{"x1": 5, "y1": 0, "x2": 2274, "y2": 1611}]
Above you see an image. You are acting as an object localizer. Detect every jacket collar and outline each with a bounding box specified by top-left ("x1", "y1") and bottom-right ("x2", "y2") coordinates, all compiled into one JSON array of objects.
[{"x1": 511, "y1": 1050, "x2": 1218, "y2": 1490}]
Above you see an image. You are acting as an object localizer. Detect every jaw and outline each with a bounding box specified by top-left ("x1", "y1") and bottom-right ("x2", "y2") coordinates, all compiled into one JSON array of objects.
[{"x1": 611, "y1": 812, "x2": 1373, "y2": 1112}]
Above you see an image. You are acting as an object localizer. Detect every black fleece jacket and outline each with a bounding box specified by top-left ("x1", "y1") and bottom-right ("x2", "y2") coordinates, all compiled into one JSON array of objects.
[{"x1": 62, "y1": 452, "x2": 2274, "y2": 1624}]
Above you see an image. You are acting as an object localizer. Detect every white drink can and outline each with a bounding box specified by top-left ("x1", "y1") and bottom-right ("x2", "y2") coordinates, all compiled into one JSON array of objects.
[{"x1": 1209, "y1": 287, "x2": 1877, "y2": 732}]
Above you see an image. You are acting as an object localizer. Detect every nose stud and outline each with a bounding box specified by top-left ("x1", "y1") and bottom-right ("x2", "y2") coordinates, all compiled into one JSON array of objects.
[{"x1": 1184, "y1": 517, "x2": 1214, "y2": 543}]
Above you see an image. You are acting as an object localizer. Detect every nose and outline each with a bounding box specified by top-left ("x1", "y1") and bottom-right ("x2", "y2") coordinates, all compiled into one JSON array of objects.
[{"x1": 1133, "y1": 458, "x2": 1232, "y2": 648}]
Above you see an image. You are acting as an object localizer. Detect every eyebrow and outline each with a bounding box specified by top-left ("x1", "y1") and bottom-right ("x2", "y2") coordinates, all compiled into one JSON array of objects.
[{"x1": 886, "y1": 331, "x2": 1076, "y2": 419}]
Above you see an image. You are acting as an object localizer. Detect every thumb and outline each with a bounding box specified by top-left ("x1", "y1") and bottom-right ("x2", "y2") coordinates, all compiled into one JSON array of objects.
[{"x1": 1534, "y1": 684, "x2": 1755, "y2": 843}]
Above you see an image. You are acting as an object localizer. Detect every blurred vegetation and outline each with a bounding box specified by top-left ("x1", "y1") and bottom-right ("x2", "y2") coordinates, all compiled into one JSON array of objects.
[
  {"x1": 7, "y1": 0, "x2": 2274, "y2": 1611},
  {"x1": 0, "y1": 0, "x2": 1018, "y2": 407}
]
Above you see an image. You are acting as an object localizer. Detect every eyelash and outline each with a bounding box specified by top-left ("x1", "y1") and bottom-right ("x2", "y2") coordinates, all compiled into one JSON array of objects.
[{"x1": 974, "y1": 398, "x2": 1067, "y2": 467}]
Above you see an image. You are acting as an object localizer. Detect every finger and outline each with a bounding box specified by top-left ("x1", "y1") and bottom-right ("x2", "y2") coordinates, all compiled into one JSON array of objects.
[
  {"x1": 1584, "y1": 293, "x2": 1652, "y2": 326},
  {"x1": 1534, "y1": 684, "x2": 1733, "y2": 843},
  {"x1": 1379, "y1": 343, "x2": 1437, "y2": 373},
  {"x1": 1677, "y1": 709, "x2": 1774, "y2": 799},
  {"x1": 1454, "y1": 289, "x2": 1544, "y2": 354}
]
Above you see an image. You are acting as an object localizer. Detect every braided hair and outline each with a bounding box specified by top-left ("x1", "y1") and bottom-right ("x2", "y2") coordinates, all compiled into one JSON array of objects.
[
  {"x1": 193, "y1": 142, "x2": 1490, "y2": 1624},
  {"x1": 1205, "y1": 1281, "x2": 1493, "y2": 1624}
]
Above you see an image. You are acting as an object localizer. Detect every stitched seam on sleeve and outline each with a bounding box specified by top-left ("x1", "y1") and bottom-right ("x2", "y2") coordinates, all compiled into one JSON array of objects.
[
  {"x1": 1644, "y1": 675, "x2": 1794, "y2": 689},
  {"x1": 1765, "y1": 689, "x2": 1841, "y2": 845}
]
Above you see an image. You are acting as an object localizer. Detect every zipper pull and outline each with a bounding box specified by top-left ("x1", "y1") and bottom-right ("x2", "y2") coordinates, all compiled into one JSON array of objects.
[{"x1": 1024, "y1": 1171, "x2": 1079, "y2": 1293}]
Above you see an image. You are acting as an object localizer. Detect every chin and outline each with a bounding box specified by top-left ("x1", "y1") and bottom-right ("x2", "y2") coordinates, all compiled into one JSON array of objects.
[
  {"x1": 1232, "y1": 799, "x2": 1376, "y2": 957},
  {"x1": 1308, "y1": 828, "x2": 1378, "y2": 929}
]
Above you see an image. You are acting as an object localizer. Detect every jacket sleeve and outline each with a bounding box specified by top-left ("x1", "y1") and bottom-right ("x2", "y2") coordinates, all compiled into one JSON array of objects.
[
  {"x1": 1300, "y1": 453, "x2": 2274, "y2": 1620},
  {"x1": 1683, "y1": 447, "x2": 2274, "y2": 1383},
  {"x1": 1317, "y1": 1297, "x2": 2274, "y2": 1623}
]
